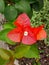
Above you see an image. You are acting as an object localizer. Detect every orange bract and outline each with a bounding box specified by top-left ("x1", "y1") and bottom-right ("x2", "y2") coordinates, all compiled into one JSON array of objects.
[{"x1": 37, "y1": 29, "x2": 47, "y2": 40}]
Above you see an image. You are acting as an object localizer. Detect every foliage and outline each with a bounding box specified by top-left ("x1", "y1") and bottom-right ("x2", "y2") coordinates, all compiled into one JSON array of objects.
[
  {"x1": 15, "y1": 0, "x2": 32, "y2": 17},
  {"x1": 14, "y1": 44, "x2": 30, "y2": 58},
  {"x1": 0, "y1": 29, "x2": 16, "y2": 45},
  {"x1": 31, "y1": 0, "x2": 49, "y2": 45},
  {"x1": 0, "y1": 0, "x2": 44, "y2": 21},
  {"x1": 0, "y1": 0, "x2": 5, "y2": 13},
  {"x1": 24, "y1": 44, "x2": 40, "y2": 58},
  {"x1": 4, "y1": 5, "x2": 17, "y2": 21},
  {"x1": 0, "y1": 0, "x2": 49, "y2": 65},
  {"x1": 0, "y1": 57, "x2": 8, "y2": 65}
]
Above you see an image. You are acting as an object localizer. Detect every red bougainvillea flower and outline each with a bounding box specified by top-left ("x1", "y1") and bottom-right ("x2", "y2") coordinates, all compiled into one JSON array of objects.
[{"x1": 7, "y1": 13, "x2": 47, "y2": 45}]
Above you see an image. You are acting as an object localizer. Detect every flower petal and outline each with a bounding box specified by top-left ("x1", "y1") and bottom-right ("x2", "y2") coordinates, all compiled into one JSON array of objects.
[
  {"x1": 14, "y1": 13, "x2": 30, "y2": 27},
  {"x1": 22, "y1": 35, "x2": 36, "y2": 45},
  {"x1": 37, "y1": 29, "x2": 47, "y2": 40},
  {"x1": 22, "y1": 28, "x2": 36, "y2": 45},
  {"x1": 7, "y1": 27, "x2": 23, "y2": 42},
  {"x1": 31, "y1": 25, "x2": 46, "y2": 40},
  {"x1": 31, "y1": 25, "x2": 44, "y2": 35}
]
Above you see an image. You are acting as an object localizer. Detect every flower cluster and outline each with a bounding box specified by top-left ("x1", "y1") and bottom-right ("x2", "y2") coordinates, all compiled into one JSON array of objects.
[{"x1": 7, "y1": 13, "x2": 47, "y2": 45}]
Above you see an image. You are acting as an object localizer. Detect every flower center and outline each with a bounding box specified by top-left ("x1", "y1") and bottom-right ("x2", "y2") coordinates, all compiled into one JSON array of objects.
[{"x1": 24, "y1": 31, "x2": 28, "y2": 36}]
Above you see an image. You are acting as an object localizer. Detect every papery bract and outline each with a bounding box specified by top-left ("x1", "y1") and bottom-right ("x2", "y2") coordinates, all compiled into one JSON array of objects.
[
  {"x1": 7, "y1": 27, "x2": 23, "y2": 42},
  {"x1": 37, "y1": 29, "x2": 47, "y2": 40},
  {"x1": 14, "y1": 13, "x2": 30, "y2": 27},
  {"x1": 31, "y1": 25, "x2": 47, "y2": 40}
]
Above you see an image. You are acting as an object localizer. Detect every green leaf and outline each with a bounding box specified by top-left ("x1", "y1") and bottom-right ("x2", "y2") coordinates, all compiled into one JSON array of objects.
[
  {"x1": 24, "y1": 0, "x2": 36, "y2": 4},
  {"x1": 4, "y1": 5, "x2": 17, "y2": 21},
  {"x1": 32, "y1": 0, "x2": 44, "y2": 11},
  {"x1": 37, "y1": 0, "x2": 44, "y2": 9},
  {"x1": 14, "y1": 44, "x2": 30, "y2": 58},
  {"x1": 3, "y1": 23, "x2": 15, "y2": 29},
  {"x1": 12, "y1": 0, "x2": 21, "y2": 3},
  {"x1": 0, "y1": 0, "x2": 5, "y2": 13},
  {"x1": 37, "y1": 62, "x2": 41, "y2": 65},
  {"x1": 24, "y1": 44, "x2": 40, "y2": 58},
  {"x1": 15, "y1": 0, "x2": 32, "y2": 17},
  {"x1": 0, "y1": 29, "x2": 16, "y2": 45},
  {"x1": 0, "y1": 57, "x2": 8, "y2": 65},
  {"x1": 0, "y1": 48, "x2": 12, "y2": 60},
  {"x1": 33, "y1": 61, "x2": 41, "y2": 65}
]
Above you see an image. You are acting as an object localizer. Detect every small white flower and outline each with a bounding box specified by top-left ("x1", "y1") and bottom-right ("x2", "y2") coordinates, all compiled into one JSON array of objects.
[{"x1": 24, "y1": 31, "x2": 28, "y2": 36}]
